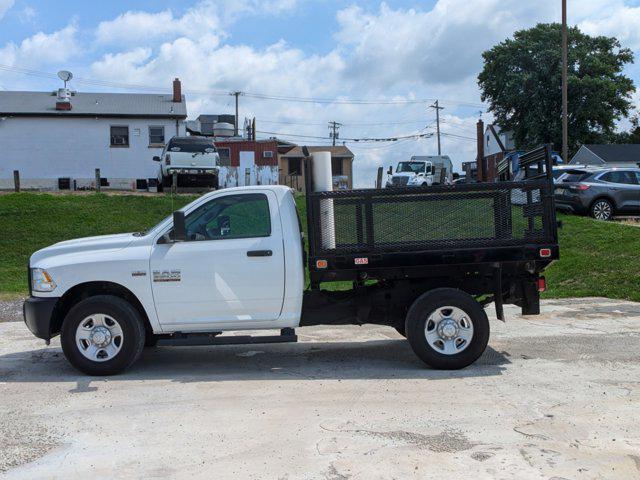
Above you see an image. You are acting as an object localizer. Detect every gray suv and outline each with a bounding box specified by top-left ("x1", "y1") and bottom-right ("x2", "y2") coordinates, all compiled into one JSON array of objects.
[{"x1": 554, "y1": 168, "x2": 640, "y2": 220}]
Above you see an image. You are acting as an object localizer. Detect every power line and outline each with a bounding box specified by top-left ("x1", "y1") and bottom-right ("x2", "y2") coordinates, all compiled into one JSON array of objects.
[
  {"x1": 0, "y1": 63, "x2": 487, "y2": 108},
  {"x1": 259, "y1": 118, "x2": 430, "y2": 127},
  {"x1": 440, "y1": 131, "x2": 476, "y2": 141},
  {"x1": 255, "y1": 129, "x2": 434, "y2": 143}
]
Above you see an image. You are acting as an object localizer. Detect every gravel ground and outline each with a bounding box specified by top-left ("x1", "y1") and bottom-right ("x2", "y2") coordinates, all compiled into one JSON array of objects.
[
  {"x1": 0, "y1": 297, "x2": 24, "y2": 323},
  {"x1": 1, "y1": 297, "x2": 639, "y2": 479}
]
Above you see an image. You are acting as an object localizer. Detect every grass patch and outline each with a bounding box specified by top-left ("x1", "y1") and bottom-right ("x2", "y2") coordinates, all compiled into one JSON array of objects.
[
  {"x1": 1, "y1": 192, "x2": 639, "y2": 303},
  {"x1": 0, "y1": 193, "x2": 197, "y2": 293}
]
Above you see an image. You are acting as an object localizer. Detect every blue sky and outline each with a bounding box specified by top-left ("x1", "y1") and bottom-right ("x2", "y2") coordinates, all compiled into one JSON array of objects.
[{"x1": 1, "y1": 0, "x2": 639, "y2": 185}]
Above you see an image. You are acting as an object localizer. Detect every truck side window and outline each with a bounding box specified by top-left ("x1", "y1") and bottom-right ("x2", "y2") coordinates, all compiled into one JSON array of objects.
[{"x1": 184, "y1": 193, "x2": 271, "y2": 241}]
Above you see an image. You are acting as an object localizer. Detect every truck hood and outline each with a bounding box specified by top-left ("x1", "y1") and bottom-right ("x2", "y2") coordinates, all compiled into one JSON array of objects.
[{"x1": 30, "y1": 233, "x2": 136, "y2": 266}]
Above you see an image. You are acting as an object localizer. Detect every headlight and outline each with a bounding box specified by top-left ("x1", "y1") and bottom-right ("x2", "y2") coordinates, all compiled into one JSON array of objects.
[{"x1": 31, "y1": 268, "x2": 57, "y2": 292}]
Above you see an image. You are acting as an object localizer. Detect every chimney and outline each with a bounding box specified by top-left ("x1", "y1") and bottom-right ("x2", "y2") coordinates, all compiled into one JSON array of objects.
[
  {"x1": 56, "y1": 88, "x2": 72, "y2": 111},
  {"x1": 476, "y1": 119, "x2": 485, "y2": 182},
  {"x1": 172, "y1": 78, "x2": 182, "y2": 103}
]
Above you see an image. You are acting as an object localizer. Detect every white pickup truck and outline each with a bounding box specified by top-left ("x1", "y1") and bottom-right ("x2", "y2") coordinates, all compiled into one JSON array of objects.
[
  {"x1": 24, "y1": 150, "x2": 559, "y2": 376},
  {"x1": 153, "y1": 136, "x2": 220, "y2": 190}
]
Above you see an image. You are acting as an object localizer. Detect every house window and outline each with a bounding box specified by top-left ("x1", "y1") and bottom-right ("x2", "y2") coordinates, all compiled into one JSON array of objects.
[
  {"x1": 110, "y1": 126, "x2": 129, "y2": 147},
  {"x1": 288, "y1": 158, "x2": 302, "y2": 175},
  {"x1": 218, "y1": 147, "x2": 231, "y2": 166},
  {"x1": 331, "y1": 158, "x2": 343, "y2": 176},
  {"x1": 149, "y1": 126, "x2": 165, "y2": 146}
]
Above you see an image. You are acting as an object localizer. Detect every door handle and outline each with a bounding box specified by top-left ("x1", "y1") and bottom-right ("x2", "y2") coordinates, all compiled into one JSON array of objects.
[{"x1": 247, "y1": 250, "x2": 273, "y2": 257}]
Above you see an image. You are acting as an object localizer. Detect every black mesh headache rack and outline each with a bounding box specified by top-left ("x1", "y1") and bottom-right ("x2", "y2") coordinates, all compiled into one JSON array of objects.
[{"x1": 304, "y1": 145, "x2": 559, "y2": 288}]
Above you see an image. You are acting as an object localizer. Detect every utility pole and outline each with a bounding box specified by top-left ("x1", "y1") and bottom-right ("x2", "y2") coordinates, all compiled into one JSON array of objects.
[
  {"x1": 429, "y1": 100, "x2": 444, "y2": 155},
  {"x1": 231, "y1": 91, "x2": 243, "y2": 136},
  {"x1": 561, "y1": 0, "x2": 569, "y2": 164},
  {"x1": 328, "y1": 121, "x2": 342, "y2": 146}
]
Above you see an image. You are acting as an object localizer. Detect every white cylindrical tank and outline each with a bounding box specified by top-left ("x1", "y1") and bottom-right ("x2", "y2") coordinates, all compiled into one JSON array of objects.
[
  {"x1": 212, "y1": 122, "x2": 235, "y2": 137},
  {"x1": 311, "y1": 151, "x2": 336, "y2": 250}
]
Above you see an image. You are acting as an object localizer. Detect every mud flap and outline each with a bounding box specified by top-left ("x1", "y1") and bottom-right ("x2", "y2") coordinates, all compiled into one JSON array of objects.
[{"x1": 521, "y1": 279, "x2": 540, "y2": 315}]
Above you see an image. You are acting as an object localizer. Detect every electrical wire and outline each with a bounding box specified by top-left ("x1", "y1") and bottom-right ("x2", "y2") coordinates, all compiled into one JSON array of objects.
[{"x1": 0, "y1": 63, "x2": 486, "y2": 108}]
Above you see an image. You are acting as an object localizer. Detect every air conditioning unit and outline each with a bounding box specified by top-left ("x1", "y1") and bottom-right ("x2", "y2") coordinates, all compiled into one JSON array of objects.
[{"x1": 263, "y1": 151, "x2": 274, "y2": 158}]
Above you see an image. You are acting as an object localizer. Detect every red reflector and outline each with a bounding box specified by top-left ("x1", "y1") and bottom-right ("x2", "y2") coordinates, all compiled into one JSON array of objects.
[
  {"x1": 576, "y1": 183, "x2": 590, "y2": 191},
  {"x1": 539, "y1": 248, "x2": 552, "y2": 258},
  {"x1": 316, "y1": 259, "x2": 328, "y2": 269},
  {"x1": 537, "y1": 277, "x2": 547, "y2": 292}
]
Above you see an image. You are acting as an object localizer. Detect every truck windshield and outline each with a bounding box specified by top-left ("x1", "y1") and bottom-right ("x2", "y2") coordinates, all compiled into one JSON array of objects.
[
  {"x1": 167, "y1": 138, "x2": 216, "y2": 153},
  {"x1": 396, "y1": 162, "x2": 426, "y2": 173}
]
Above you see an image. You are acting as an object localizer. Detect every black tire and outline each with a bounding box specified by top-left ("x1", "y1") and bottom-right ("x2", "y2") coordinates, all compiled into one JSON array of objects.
[
  {"x1": 144, "y1": 334, "x2": 159, "y2": 348},
  {"x1": 162, "y1": 175, "x2": 172, "y2": 188},
  {"x1": 590, "y1": 198, "x2": 614, "y2": 221},
  {"x1": 405, "y1": 288, "x2": 489, "y2": 370},
  {"x1": 60, "y1": 295, "x2": 146, "y2": 376}
]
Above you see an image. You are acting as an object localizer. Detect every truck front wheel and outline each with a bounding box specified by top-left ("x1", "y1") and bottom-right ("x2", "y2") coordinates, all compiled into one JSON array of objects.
[
  {"x1": 60, "y1": 295, "x2": 146, "y2": 376},
  {"x1": 405, "y1": 288, "x2": 489, "y2": 369}
]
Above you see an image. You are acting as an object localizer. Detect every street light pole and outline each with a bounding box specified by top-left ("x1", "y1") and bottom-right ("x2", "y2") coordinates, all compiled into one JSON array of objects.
[{"x1": 562, "y1": 0, "x2": 568, "y2": 164}]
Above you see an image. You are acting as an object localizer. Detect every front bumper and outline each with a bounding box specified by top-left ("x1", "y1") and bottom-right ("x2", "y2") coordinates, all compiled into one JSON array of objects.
[
  {"x1": 23, "y1": 296, "x2": 59, "y2": 341},
  {"x1": 165, "y1": 168, "x2": 217, "y2": 175}
]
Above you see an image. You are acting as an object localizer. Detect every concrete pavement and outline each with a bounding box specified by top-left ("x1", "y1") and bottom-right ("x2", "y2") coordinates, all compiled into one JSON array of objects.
[{"x1": 1, "y1": 297, "x2": 639, "y2": 479}]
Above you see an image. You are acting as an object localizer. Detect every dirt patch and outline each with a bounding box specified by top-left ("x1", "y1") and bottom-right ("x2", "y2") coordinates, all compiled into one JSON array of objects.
[{"x1": 352, "y1": 428, "x2": 475, "y2": 453}]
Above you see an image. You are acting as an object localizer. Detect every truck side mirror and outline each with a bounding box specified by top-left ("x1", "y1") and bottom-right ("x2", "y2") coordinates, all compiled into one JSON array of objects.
[
  {"x1": 387, "y1": 166, "x2": 393, "y2": 175},
  {"x1": 153, "y1": 156, "x2": 161, "y2": 162},
  {"x1": 172, "y1": 211, "x2": 187, "y2": 242}
]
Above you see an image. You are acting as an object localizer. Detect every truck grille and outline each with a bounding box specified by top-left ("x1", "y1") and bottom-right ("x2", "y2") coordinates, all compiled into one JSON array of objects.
[{"x1": 391, "y1": 177, "x2": 409, "y2": 187}]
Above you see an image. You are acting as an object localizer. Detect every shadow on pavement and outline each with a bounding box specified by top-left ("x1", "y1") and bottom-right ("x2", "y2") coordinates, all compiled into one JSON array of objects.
[{"x1": 0, "y1": 340, "x2": 511, "y2": 386}]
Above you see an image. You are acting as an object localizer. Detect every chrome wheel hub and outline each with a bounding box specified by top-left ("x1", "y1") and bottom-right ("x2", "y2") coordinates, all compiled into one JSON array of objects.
[
  {"x1": 75, "y1": 314, "x2": 123, "y2": 362},
  {"x1": 438, "y1": 319, "x2": 459, "y2": 339},
  {"x1": 90, "y1": 326, "x2": 111, "y2": 347},
  {"x1": 425, "y1": 306, "x2": 474, "y2": 355}
]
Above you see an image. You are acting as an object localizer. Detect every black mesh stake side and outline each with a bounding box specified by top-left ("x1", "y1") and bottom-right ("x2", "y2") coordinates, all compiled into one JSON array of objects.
[{"x1": 307, "y1": 180, "x2": 555, "y2": 256}]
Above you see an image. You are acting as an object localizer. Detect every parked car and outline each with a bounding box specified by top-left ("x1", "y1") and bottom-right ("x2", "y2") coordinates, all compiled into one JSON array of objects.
[
  {"x1": 554, "y1": 167, "x2": 640, "y2": 220},
  {"x1": 153, "y1": 136, "x2": 220, "y2": 190}
]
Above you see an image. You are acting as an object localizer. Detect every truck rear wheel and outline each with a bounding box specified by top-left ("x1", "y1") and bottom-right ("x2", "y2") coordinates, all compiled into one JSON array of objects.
[
  {"x1": 60, "y1": 295, "x2": 146, "y2": 376},
  {"x1": 405, "y1": 288, "x2": 489, "y2": 369}
]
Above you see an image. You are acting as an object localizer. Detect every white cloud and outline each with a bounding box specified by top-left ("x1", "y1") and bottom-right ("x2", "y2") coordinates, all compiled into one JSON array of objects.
[
  {"x1": 95, "y1": 0, "x2": 299, "y2": 46},
  {"x1": 0, "y1": 0, "x2": 14, "y2": 20},
  {"x1": 0, "y1": 24, "x2": 79, "y2": 67},
  {"x1": 1, "y1": 0, "x2": 639, "y2": 186},
  {"x1": 19, "y1": 5, "x2": 36, "y2": 24},
  {"x1": 579, "y1": 3, "x2": 640, "y2": 50},
  {"x1": 95, "y1": 3, "x2": 222, "y2": 46}
]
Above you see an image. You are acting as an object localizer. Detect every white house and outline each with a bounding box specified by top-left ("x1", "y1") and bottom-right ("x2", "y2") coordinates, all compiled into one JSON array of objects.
[
  {"x1": 484, "y1": 124, "x2": 515, "y2": 157},
  {"x1": 0, "y1": 79, "x2": 187, "y2": 190}
]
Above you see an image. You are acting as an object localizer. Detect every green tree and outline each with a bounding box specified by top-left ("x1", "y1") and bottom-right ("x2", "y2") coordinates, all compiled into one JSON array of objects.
[{"x1": 478, "y1": 23, "x2": 635, "y2": 157}]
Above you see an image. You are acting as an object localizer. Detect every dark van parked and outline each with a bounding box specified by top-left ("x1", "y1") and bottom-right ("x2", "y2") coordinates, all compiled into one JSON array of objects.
[{"x1": 554, "y1": 168, "x2": 640, "y2": 220}]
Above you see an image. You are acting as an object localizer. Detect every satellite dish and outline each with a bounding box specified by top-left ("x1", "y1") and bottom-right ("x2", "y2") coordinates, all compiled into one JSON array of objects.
[{"x1": 57, "y1": 70, "x2": 73, "y2": 86}]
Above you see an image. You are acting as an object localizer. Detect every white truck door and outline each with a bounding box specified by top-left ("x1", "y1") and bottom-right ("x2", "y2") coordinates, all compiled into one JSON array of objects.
[
  {"x1": 239, "y1": 151, "x2": 255, "y2": 186},
  {"x1": 149, "y1": 190, "x2": 285, "y2": 328}
]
